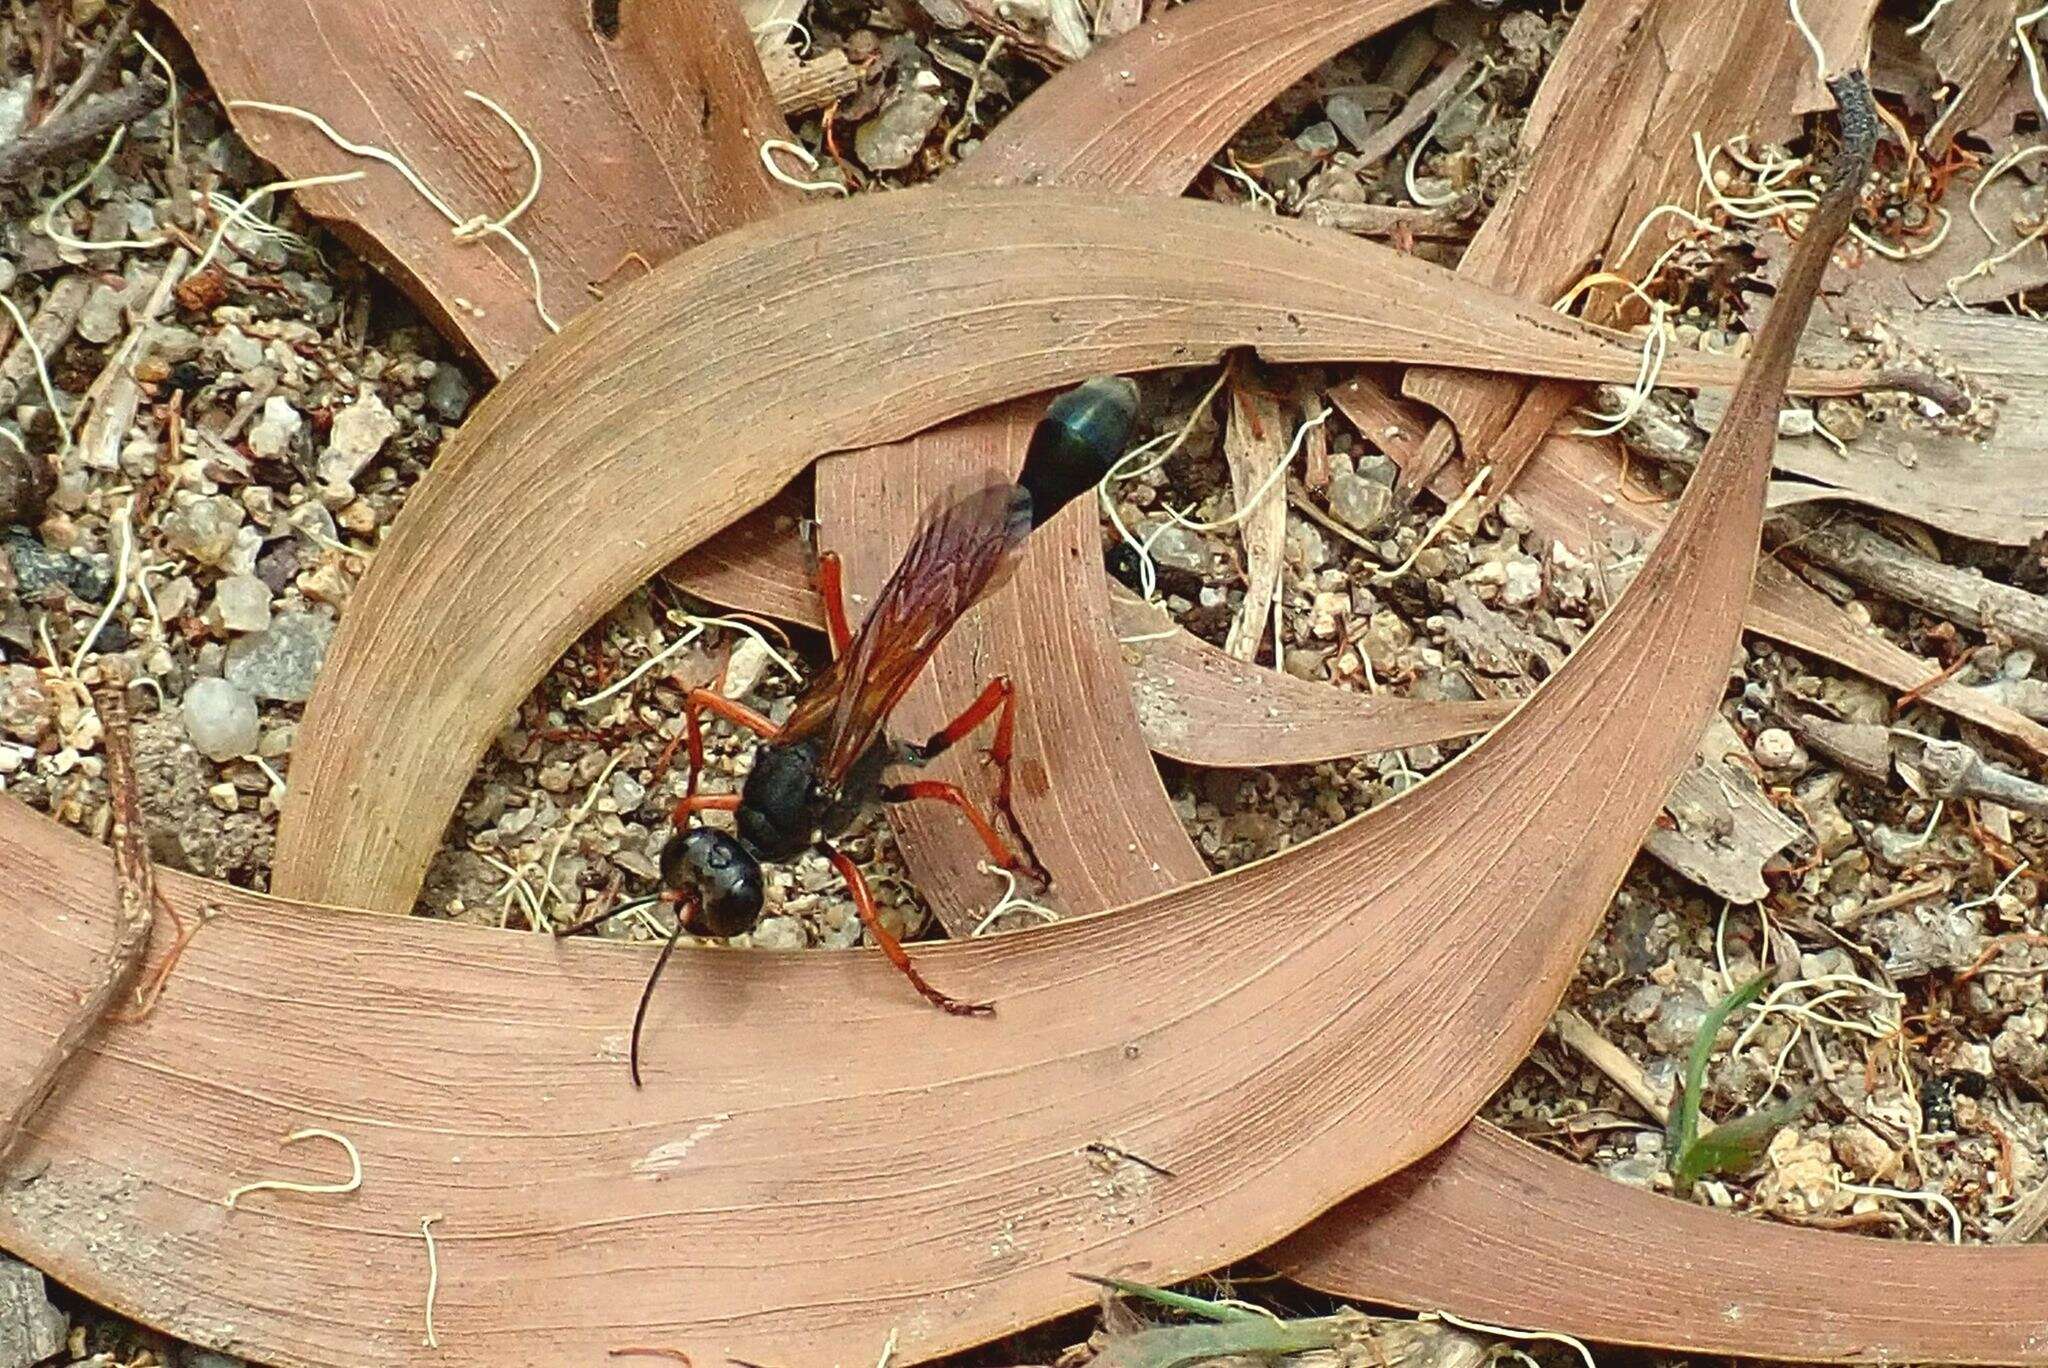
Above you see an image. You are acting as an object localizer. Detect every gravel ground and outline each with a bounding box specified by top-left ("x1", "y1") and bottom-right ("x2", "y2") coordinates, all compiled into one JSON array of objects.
[{"x1": 4, "y1": 0, "x2": 2047, "y2": 1364}]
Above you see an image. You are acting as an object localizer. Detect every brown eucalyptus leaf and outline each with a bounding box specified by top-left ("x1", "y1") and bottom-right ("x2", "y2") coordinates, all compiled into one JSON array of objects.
[
  {"x1": 818, "y1": 402, "x2": 1211, "y2": 926},
  {"x1": 0, "y1": 170, "x2": 1816, "y2": 1351},
  {"x1": 273, "y1": 186, "x2": 1832, "y2": 916},
  {"x1": 806, "y1": 0, "x2": 1869, "y2": 938},
  {"x1": 155, "y1": 0, "x2": 793, "y2": 375},
  {"x1": 1270, "y1": 1119, "x2": 2047, "y2": 1364},
  {"x1": 1504, "y1": 430, "x2": 2048, "y2": 760},
  {"x1": 1762, "y1": 311, "x2": 2048, "y2": 546},
  {"x1": 1398, "y1": 0, "x2": 1874, "y2": 500},
  {"x1": 1221, "y1": 371, "x2": 1291, "y2": 662}
]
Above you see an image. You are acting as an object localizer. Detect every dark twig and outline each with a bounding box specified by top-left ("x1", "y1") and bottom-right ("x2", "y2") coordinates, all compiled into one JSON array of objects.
[
  {"x1": 0, "y1": 73, "x2": 164, "y2": 186},
  {"x1": 27, "y1": 0, "x2": 66, "y2": 125},
  {"x1": 0, "y1": 677, "x2": 155, "y2": 1167},
  {"x1": 39, "y1": 9, "x2": 137, "y2": 131}
]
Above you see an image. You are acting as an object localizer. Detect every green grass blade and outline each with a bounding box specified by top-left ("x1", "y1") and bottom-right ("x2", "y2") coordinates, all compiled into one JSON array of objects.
[{"x1": 1667, "y1": 968, "x2": 1773, "y2": 1191}]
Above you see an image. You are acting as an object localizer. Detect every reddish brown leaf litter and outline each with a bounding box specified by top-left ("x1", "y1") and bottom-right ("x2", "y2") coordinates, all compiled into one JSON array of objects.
[
  {"x1": 1271, "y1": 1119, "x2": 2048, "y2": 1365},
  {"x1": 270, "y1": 185, "x2": 1833, "y2": 919},
  {"x1": 158, "y1": 0, "x2": 794, "y2": 375},
  {"x1": 1, "y1": 77, "x2": 1880, "y2": 1365}
]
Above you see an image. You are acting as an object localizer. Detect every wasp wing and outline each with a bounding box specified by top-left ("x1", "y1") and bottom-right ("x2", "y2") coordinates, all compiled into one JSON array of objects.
[{"x1": 782, "y1": 479, "x2": 1033, "y2": 788}]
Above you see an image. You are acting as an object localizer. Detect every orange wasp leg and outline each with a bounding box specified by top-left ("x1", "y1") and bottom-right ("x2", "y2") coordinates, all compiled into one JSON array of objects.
[
  {"x1": 669, "y1": 789, "x2": 741, "y2": 829},
  {"x1": 882, "y1": 780, "x2": 1026, "y2": 873},
  {"x1": 822, "y1": 843, "x2": 993, "y2": 1018},
  {"x1": 816, "y1": 550, "x2": 854, "y2": 656},
  {"x1": 905, "y1": 674, "x2": 1018, "y2": 810},
  {"x1": 675, "y1": 686, "x2": 780, "y2": 806}
]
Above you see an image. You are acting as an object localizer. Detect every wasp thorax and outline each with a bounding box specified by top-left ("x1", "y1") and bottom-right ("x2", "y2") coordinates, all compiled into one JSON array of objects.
[{"x1": 661, "y1": 828, "x2": 766, "y2": 938}]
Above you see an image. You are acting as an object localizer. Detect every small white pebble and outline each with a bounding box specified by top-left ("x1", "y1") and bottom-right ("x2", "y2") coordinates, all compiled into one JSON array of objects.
[
  {"x1": 207, "y1": 780, "x2": 240, "y2": 813},
  {"x1": 1754, "y1": 727, "x2": 1804, "y2": 769}
]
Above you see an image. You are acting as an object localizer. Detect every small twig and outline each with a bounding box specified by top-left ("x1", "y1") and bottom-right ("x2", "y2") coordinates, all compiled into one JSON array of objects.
[
  {"x1": 0, "y1": 676, "x2": 155, "y2": 1167},
  {"x1": 1551, "y1": 1008, "x2": 1677, "y2": 1126},
  {"x1": 1083, "y1": 1140, "x2": 1177, "y2": 1178},
  {"x1": 223, "y1": 1126, "x2": 363, "y2": 1208},
  {"x1": 0, "y1": 72, "x2": 163, "y2": 184},
  {"x1": 1994, "y1": 1176, "x2": 2048, "y2": 1244},
  {"x1": 1350, "y1": 53, "x2": 1475, "y2": 168},
  {"x1": 1372, "y1": 462, "x2": 1491, "y2": 583},
  {"x1": 39, "y1": 9, "x2": 135, "y2": 129}
]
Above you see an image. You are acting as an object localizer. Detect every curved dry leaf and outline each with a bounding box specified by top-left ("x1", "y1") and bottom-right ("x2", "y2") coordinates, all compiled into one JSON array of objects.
[
  {"x1": 964, "y1": 0, "x2": 1442, "y2": 192},
  {"x1": 272, "y1": 185, "x2": 1816, "y2": 916},
  {"x1": 667, "y1": 481, "x2": 825, "y2": 629},
  {"x1": 1110, "y1": 590, "x2": 1512, "y2": 766},
  {"x1": 1400, "y1": 0, "x2": 1870, "y2": 498},
  {"x1": 0, "y1": 312, "x2": 1783, "y2": 1362},
  {"x1": 156, "y1": 0, "x2": 793, "y2": 375},
  {"x1": 1220, "y1": 372, "x2": 1290, "y2": 661},
  {"x1": 5, "y1": 84, "x2": 1847, "y2": 1368},
  {"x1": 1503, "y1": 431, "x2": 2048, "y2": 761},
  {"x1": 1271, "y1": 1119, "x2": 2048, "y2": 1364}
]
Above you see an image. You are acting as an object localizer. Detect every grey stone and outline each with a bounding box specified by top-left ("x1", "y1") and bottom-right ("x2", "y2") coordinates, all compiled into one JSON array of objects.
[
  {"x1": 1501, "y1": 556, "x2": 1542, "y2": 607},
  {"x1": 6, "y1": 533, "x2": 106, "y2": 600},
  {"x1": 161, "y1": 494, "x2": 246, "y2": 567},
  {"x1": 77, "y1": 282, "x2": 127, "y2": 344},
  {"x1": 182, "y1": 677, "x2": 260, "y2": 761},
  {"x1": 425, "y1": 363, "x2": 475, "y2": 423},
  {"x1": 1295, "y1": 120, "x2": 1341, "y2": 157},
  {"x1": 0, "y1": 1256, "x2": 68, "y2": 1368},
  {"x1": 0, "y1": 76, "x2": 31, "y2": 147},
  {"x1": 750, "y1": 915, "x2": 806, "y2": 950},
  {"x1": 1644, "y1": 985, "x2": 1710, "y2": 1054},
  {"x1": 1327, "y1": 470, "x2": 1394, "y2": 533},
  {"x1": 148, "y1": 323, "x2": 202, "y2": 364},
  {"x1": 210, "y1": 574, "x2": 273, "y2": 634},
  {"x1": 224, "y1": 612, "x2": 334, "y2": 702},
  {"x1": 216, "y1": 327, "x2": 263, "y2": 371},
  {"x1": 247, "y1": 395, "x2": 304, "y2": 460},
  {"x1": 609, "y1": 770, "x2": 647, "y2": 812},
  {"x1": 90, "y1": 199, "x2": 156, "y2": 245},
  {"x1": 1601, "y1": 1153, "x2": 1664, "y2": 1190},
  {"x1": 1324, "y1": 93, "x2": 1380, "y2": 151},
  {"x1": 855, "y1": 89, "x2": 946, "y2": 171},
  {"x1": 318, "y1": 389, "x2": 400, "y2": 486},
  {"x1": 1754, "y1": 727, "x2": 1801, "y2": 768},
  {"x1": 1144, "y1": 523, "x2": 1221, "y2": 575},
  {"x1": 181, "y1": 1350, "x2": 252, "y2": 1368},
  {"x1": 0, "y1": 664, "x2": 50, "y2": 744}
]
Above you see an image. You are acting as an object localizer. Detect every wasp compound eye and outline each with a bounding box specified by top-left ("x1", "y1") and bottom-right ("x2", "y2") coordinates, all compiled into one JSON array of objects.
[{"x1": 661, "y1": 828, "x2": 765, "y2": 938}]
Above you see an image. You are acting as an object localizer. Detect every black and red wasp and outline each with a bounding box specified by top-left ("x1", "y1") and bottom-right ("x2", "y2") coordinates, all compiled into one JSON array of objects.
[{"x1": 557, "y1": 376, "x2": 1141, "y2": 1084}]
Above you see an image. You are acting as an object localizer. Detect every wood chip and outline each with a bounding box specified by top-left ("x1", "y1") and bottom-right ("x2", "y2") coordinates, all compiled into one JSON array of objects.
[{"x1": 1221, "y1": 369, "x2": 1289, "y2": 662}]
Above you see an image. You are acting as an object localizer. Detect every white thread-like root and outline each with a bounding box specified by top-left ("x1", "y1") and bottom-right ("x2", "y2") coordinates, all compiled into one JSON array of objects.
[
  {"x1": 760, "y1": 139, "x2": 848, "y2": 196},
  {"x1": 223, "y1": 1127, "x2": 364, "y2": 1208}
]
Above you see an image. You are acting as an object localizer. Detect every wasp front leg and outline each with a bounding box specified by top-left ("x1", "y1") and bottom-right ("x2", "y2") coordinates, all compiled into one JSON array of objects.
[{"x1": 669, "y1": 689, "x2": 780, "y2": 825}]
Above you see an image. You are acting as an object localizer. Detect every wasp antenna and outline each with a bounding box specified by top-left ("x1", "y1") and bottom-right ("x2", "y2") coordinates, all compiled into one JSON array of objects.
[
  {"x1": 1019, "y1": 376, "x2": 1140, "y2": 528},
  {"x1": 629, "y1": 909, "x2": 691, "y2": 1090}
]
